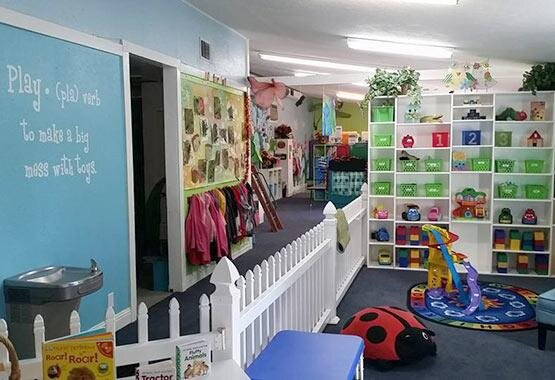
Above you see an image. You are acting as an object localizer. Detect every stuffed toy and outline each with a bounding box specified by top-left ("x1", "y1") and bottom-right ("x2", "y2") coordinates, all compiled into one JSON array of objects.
[{"x1": 341, "y1": 306, "x2": 436, "y2": 370}]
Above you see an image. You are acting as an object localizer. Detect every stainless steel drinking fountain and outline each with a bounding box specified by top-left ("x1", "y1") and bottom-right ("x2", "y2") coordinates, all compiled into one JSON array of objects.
[{"x1": 3, "y1": 259, "x2": 103, "y2": 358}]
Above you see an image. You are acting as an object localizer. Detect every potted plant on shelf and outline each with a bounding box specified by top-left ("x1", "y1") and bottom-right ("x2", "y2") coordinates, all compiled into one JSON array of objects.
[
  {"x1": 361, "y1": 67, "x2": 422, "y2": 123},
  {"x1": 520, "y1": 63, "x2": 555, "y2": 94}
]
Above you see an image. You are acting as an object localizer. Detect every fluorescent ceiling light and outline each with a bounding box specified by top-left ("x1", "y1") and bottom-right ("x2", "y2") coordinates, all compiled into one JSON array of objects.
[
  {"x1": 347, "y1": 38, "x2": 453, "y2": 59},
  {"x1": 351, "y1": 81, "x2": 368, "y2": 87},
  {"x1": 294, "y1": 70, "x2": 330, "y2": 77},
  {"x1": 258, "y1": 53, "x2": 374, "y2": 72},
  {"x1": 336, "y1": 91, "x2": 364, "y2": 101},
  {"x1": 401, "y1": 0, "x2": 458, "y2": 4}
]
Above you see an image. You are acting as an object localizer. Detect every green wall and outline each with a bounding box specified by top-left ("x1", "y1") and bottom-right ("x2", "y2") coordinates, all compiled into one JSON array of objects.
[{"x1": 314, "y1": 101, "x2": 368, "y2": 134}]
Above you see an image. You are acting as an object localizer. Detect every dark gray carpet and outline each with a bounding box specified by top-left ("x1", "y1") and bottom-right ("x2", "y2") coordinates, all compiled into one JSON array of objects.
[
  {"x1": 118, "y1": 194, "x2": 555, "y2": 379},
  {"x1": 324, "y1": 268, "x2": 555, "y2": 380}
]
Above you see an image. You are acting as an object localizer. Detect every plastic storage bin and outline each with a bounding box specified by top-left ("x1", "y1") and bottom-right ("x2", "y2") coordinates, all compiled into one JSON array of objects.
[
  {"x1": 471, "y1": 158, "x2": 491, "y2": 171},
  {"x1": 400, "y1": 160, "x2": 418, "y2": 172},
  {"x1": 425, "y1": 183, "x2": 443, "y2": 197},
  {"x1": 524, "y1": 184, "x2": 548, "y2": 199},
  {"x1": 372, "y1": 158, "x2": 392, "y2": 171},
  {"x1": 373, "y1": 181, "x2": 391, "y2": 195},
  {"x1": 371, "y1": 106, "x2": 394, "y2": 122},
  {"x1": 495, "y1": 159, "x2": 515, "y2": 173},
  {"x1": 424, "y1": 159, "x2": 443, "y2": 172},
  {"x1": 372, "y1": 134, "x2": 392, "y2": 147},
  {"x1": 524, "y1": 160, "x2": 544, "y2": 173},
  {"x1": 400, "y1": 183, "x2": 418, "y2": 197},
  {"x1": 497, "y1": 182, "x2": 518, "y2": 198}
]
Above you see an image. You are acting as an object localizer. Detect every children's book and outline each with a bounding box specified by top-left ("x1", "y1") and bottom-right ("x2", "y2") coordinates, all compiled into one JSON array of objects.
[
  {"x1": 42, "y1": 330, "x2": 115, "y2": 380},
  {"x1": 176, "y1": 340, "x2": 211, "y2": 379},
  {"x1": 136, "y1": 360, "x2": 175, "y2": 380}
]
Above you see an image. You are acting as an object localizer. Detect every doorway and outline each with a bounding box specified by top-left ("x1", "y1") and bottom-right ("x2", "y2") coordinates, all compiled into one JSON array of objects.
[{"x1": 129, "y1": 55, "x2": 170, "y2": 307}]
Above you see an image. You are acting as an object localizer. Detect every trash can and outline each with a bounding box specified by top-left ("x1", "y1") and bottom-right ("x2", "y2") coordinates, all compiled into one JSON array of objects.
[{"x1": 3, "y1": 259, "x2": 103, "y2": 358}]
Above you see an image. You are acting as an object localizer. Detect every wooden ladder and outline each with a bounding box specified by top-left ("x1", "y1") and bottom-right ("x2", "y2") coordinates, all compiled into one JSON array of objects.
[{"x1": 251, "y1": 165, "x2": 283, "y2": 232}]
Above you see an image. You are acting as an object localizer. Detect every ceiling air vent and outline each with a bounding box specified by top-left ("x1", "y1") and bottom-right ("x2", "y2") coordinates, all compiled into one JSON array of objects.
[{"x1": 200, "y1": 39, "x2": 211, "y2": 61}]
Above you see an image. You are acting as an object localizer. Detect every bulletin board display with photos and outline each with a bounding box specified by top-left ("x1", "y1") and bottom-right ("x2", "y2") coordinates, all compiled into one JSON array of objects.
[{"x1": 181, "y1": 74, "x2": 247, "y2": 191}]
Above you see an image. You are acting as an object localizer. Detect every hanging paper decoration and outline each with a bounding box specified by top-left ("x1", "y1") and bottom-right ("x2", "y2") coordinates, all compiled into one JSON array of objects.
[
  {"x1": 443, "y1": 60, "x2": 497, "y2": 91},
  {"x1": 247, "y1": 76, "x2": 288, "y2": 109},
  {"x1": 322, "y1": 95, "x2": 336, "y2": 136}
]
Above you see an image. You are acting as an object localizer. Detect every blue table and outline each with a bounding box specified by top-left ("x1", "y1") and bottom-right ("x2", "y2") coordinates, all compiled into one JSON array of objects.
[{"x1": 246, "y1": 330, "x2": 364, "y2": 380}]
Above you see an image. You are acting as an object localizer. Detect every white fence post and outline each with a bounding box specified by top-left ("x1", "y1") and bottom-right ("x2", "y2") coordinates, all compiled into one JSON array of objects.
[
  {"x1": 33, "y1": 315, "x2": 45, "y2": 359},
  {"x1": 210, "y1": 257, "x2": 241, "y2": 364},
  {"x1": 199, "y1": 294, "x2": 210, "y2": 333},
  {"x1": 360, "y1": 183, "x2": 369, "y2": 266},
  {"x1": 69, "y1": 310, "x2": 81, "y2": 335},
  {"x1": 0, "y1": 319, "x2": 8, "y2": 371},
  {"x1": 323, "y1": 202, "x2": 339, "y2": 324}
]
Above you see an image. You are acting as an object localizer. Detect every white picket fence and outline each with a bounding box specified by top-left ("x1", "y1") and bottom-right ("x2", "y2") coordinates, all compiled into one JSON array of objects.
[{"x1": 0, "y1": 188, "x2": 367, "y2": 379}]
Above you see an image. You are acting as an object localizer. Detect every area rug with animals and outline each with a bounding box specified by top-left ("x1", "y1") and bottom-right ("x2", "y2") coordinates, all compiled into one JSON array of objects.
[{"x1": 408, "y1": 282, "x2": 538, "y2": 331}]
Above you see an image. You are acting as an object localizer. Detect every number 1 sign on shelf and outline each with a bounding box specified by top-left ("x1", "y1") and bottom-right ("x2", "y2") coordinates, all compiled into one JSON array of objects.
[{"x1": 432, "y1": 132, "x2": 450, "y2": 147}]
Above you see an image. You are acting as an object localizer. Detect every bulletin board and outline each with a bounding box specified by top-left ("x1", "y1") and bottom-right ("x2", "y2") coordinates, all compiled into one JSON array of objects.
[{"x1": 181, "y1": 74, "x2": 247, "y2": 191}]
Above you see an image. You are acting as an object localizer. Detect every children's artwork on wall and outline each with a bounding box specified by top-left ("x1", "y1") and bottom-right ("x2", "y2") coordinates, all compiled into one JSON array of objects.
[
  {"x1": 181, "y1": 74, "x2": 247, "y2": 190},
  {"x1": 322, "y1": 94, "x2": 336, "y2": 136},
  {"x1": 443, "y1": 60, "x2": 497, "y2": 91}
]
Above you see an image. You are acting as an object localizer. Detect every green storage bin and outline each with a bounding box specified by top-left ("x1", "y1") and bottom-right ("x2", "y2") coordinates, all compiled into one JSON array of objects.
[
  {"x1": 425, "y1": 183, "x2": 443, "y2": 197},
  {"x1": 424, "y1": 159, "x2": 443, "y2": 172},
  {"x1": 400, "y1": 160, "x2": 419, "y2": 172},
  {"x1": 498, "y1": 182, "x2": 518, "y2": 198},
  {"x1": 400, "y1": 183, "x2": 418, "y2": 197},
  {"x1": 524, "y1": 184, "x2": 548, "y2": 199},
  {"x1": 350, "y1": 143, "x2": 368, "y2": 160},
  {"x1": 372, "y1": 158, "x2": 392, "y2": 171},
  {"x1": 471, "y1": 158, "x2": 491, "y2": 171},
  {"x1": 495, "y1": 159, "x2": 515, "y2": 173},
  {"x1": 373, "y1": 134, "x2": 392, "y2": 147},
  {"x1": 524, "y1": 160, "x2": 544, "y2": 173},
  {"x1": 373, "y1": 181, "x2": 391, "y2": 195},
  {"x1": 371, "y1": 105, "x2": 394, "y2": 122}
]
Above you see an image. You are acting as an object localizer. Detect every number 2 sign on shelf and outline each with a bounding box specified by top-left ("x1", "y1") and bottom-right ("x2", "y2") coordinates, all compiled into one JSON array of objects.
[
  {"x1": 463, "y1": 130, "x2": 481, "y2": 145},
  {"x1": 432, "y1": 132, "x2": 449, "y2": 147}
]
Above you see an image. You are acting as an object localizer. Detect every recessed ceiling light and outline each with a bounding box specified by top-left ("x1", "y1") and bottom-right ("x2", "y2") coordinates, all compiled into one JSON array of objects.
[
  {"x1": 294, "y1": 70, "x2": 331, "y2": 77},
  {"x1": 347, "y1": 38, "x2": 453, "y2": 59},
  {"x1": 258, "y1": 53, "x2": 374, "y2": 72},
  {"x1": 401, "y1": 0, "x2": 458, "y2": 5},
  {"x1": 336, "y1": 91, "x2": 365, "y2": 101}
]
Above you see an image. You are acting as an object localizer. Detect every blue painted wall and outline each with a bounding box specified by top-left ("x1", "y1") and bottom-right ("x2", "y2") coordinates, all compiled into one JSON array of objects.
[
  {"x1": 0, "y1": 0, "x2": 248, "y2": 82},
  {"x1": 0, "y1": 22, "x2": 129, "y2": 328}
]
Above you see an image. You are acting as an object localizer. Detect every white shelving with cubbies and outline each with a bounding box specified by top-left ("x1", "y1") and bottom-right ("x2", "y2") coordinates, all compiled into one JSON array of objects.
[{"x1": 367, "y1": 91, "x2": 555, "y2": 278}]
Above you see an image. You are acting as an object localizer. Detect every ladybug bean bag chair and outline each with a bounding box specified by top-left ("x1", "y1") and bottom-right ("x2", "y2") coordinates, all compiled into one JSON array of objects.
[{"x1": 341, "y1": 306, "x2": 436, "y2": 370}]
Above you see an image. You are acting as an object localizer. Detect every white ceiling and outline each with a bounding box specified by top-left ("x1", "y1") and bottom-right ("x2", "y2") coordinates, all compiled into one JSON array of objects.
[{"x1": 189, "y1": 0, "x2": 555, "y2": 78}]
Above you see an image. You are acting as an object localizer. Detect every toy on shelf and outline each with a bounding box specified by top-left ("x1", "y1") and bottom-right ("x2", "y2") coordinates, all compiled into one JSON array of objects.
[
  {"x1": 494, "y1": 229, "x2": 506, "y2": 249},
  {"x1": 402, "y1": 204, "x2": 421, "y2": 221},
  {"x1": 530, "y1": 101, "x2": 546, "y2": 121},
  {"x1": 495, "y1": 131, "x2": 512, "y2": 147},
  {"x1": 373, "y1": 205, "x2": 389, "y2": 219},
  {"x1": 409, "y1": 226, "x2": 420, "y2": 246},
  {"x1": 521, "y1": 231, "x2": 534, "y2": 251},
  {"x1": 509, "y1": 230, "x2": 521, "y2": 251},
  {"x1": 420, "y1": 230, "x2": 429, "y2": 246},
  {"x1": 452, "y1": 188, "x2": 487, "y2": 219},
  {"x1": 517, "y1": 254, "x2": 529, "y2": 274},
  {"x1": 420, "y1": 114, "x2": 443, "y2": 123},
  {"x1": 527, "y1": 130, "x2": 544, "y2": 147},
  {"x1": 498, "y1": 208, "x2": 513, "y2": 224},
  {"x1": 396, "y1": 225, "x2": 407, "y2": 245},
  {"x1": 535, "y1": 254, "x2": 549, "y2": 275},
  {"x1": 428, "y1": 206, "x2": 441, "y2": 222},
  {"x1": 398, "y1": 248, "x2": 409, "y2": 268},
  {"x1": 378, "y1": 248, "x2": 393, "y2": 265},
  {"x1": 463, "y1": 98, "x2": 480, "y2": 105},
  {"x1": 402, "y1": 134, "x2": 415, "y2": 148},
  {"x1": 496, "y1": 252, "x2": 508, "y2": 273},
  {"x1": 496, "y1": 107, "x2": 527, "y2": 121},
  {"x1": 422, "y1": 224, "x2": 483, "y2": 315},
  {"x1": 399, "y1": 150, "x2": 420, "y2": 161},
  {"x1": 372, "y1": 227, "x2": 390, "y2": 242},
  {"x1": 461, "y1": 109, "x2": 486, "y2": 120},
  {"x1": 409, "y1": 249, "x2": 420, "y2": 268},
  {"x1": 521, "y1": 209, "x2": 538, "y2": 225},
  {"x1": 533, "y1": 231, "x2": 546, "y2": 251},
  {"x1": 452, "y1": 151, "x2": 467, "y2": 171},
  {"x1": 462, "y1": 130, "x2": 481, "y2": 145},
  {"x1": 432, "y1": 132, "x2": 449, "y2": 147}
]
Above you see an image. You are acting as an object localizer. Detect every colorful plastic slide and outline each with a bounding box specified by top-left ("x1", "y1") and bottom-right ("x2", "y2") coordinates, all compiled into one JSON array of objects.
[{"x1": 461, "y1": 260, "x2": 482, "y2": 315}]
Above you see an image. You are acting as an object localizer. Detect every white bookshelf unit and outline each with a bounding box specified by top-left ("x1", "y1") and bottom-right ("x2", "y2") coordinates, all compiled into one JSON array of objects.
[{"x1": 367, "y1": 91, "x2": 555, "y2": 278}]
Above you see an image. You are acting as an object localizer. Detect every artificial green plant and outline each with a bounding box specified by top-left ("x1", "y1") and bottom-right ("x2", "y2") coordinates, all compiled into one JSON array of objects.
[{"x1": 520, "y1": 63, "x2": 555, "y2": 94}]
